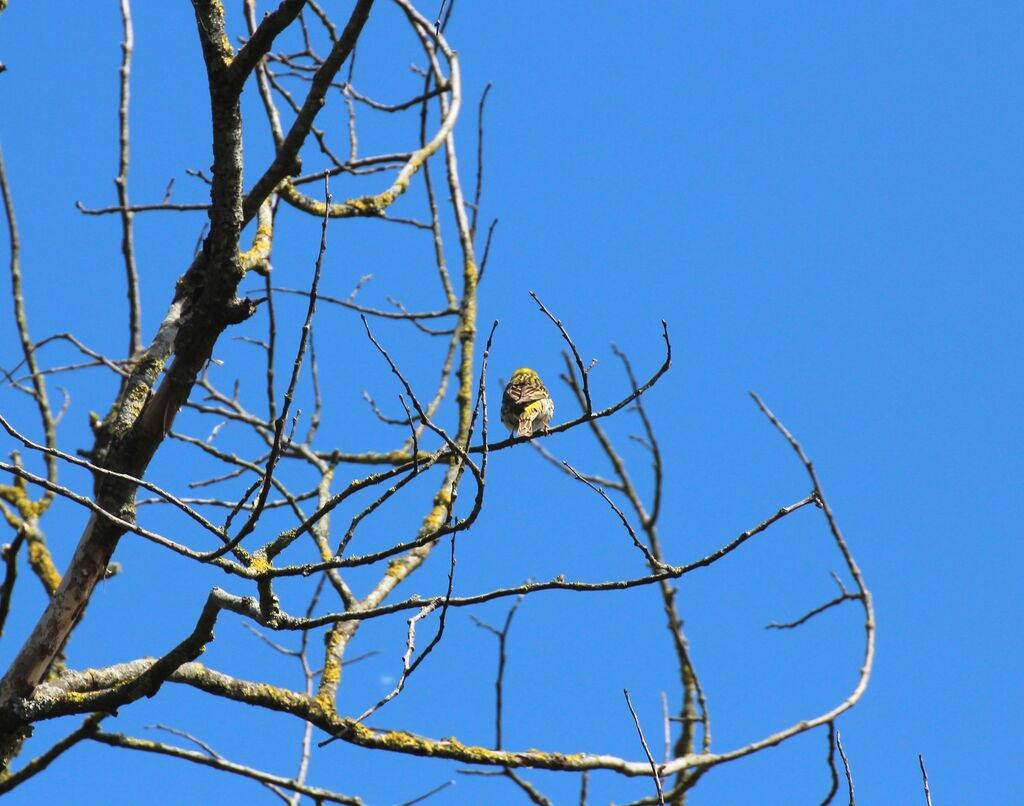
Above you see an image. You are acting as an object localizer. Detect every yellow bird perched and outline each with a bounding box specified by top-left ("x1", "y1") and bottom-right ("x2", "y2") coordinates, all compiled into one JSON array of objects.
[{"x1": 501, "y1": 368, "x2": 555, "y2": 438}]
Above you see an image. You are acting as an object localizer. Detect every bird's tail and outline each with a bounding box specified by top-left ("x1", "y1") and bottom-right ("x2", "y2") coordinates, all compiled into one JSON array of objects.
[{"x1": 517, "y1": 417, "x2": 533, "y2": 438}]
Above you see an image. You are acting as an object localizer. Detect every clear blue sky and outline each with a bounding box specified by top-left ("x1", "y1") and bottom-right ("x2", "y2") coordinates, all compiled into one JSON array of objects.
[{"x1": 1, "y1": 2, "x2": 1021, "y2": 804}]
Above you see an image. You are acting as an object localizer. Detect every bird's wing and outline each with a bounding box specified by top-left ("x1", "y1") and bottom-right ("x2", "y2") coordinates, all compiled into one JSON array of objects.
[{"x1": 504, "y1": 383, "x2": 548, "y2": 406}]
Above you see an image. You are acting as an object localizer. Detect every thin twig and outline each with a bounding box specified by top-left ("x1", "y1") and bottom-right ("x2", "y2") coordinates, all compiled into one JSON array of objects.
[
  {"x1": 530, "y1": 291, "x2": 594, "y2": 414},
  {"x1": 0, "y1": 713, "x2": 107, "y2": 795},
  {"x1": 264, "y1": 271, "x2": 278, "y2": 424},
  {"x1": 471, "y1": 594, "x2": 524, "y2": 749},
  {"x1": 393, "y1": 779, "x2": 455, "y2": 806},
  {"x1": 919, "y1": 754, "x2": 933, "y2": 806},
  {"x1": 477, "y1": 217, "x2": 498, "y2": 283},
  {"x1": 766, "y1": 589, "x2": 861, "y2": 630},
  {"x1": 0, "y1": 526, "x2": 27, "y2": 636},
  {"x1": 819, "y1": 722, "x2": 839, "y2": 806},
  {"x1": 624, "y1": 689, "x2": 665, "y2": 805},
  {"x1": 116, "y1": 0, "x2": 142, "y2": 356},
  {"x1": 471, "y1": 83, "x2": 492, "y2": 238},
  {"x1": 563, "y1": 460, "x2": 666, "y2": 569},
  {"x1": 0, "y1": 145, "x2": 58, "y2": 491},
  {"x1": 836, "y1": 730, "x2": 855, "y2": 805},
  {"x1": 433, "y1": 0, "x2": 448, "y2": 35},
  {"x1": 76, "y1": 200, "x2": 210, "y2": 214},
  {"x1": 90, "y1": 729, "x2": 361, "y2": 804},
  {"x1": 270, "y1": 286, "x2": 456, "y2": 321}
]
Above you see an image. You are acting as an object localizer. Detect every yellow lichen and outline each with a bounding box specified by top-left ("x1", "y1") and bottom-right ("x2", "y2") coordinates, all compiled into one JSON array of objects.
[
  {"x1": 380, "y1": 729, "x2": 436, "y2": 754},
  {"x1": 316, "y1": 626, "x2": 344, "y2": 707},
  {"x1": 122, "y1": 386, "x2": 148, "y2": 421},
  {"x1": 27, "y1": 535, "x2": 61, "y2": 594},
  {"x1": 248, "y1": 553, "x2": 273, "y2": 575},
  {"x1": 0, "y1": 500, "x2": 19, "y2": 530},
  {"x1": 220, "y1": 33, "x2": 234, "y2": 62},
  {"x1": 250, "y1": 682, "x2": 302, "y2": 707},
  {"x1": 384, "y1": 558, "x2": 411, "y2": 581},
  {"x1": 0, "y1": 484, "x2": 49, "y2": 520},
  {"x1": 207, "y1": 0, "x2": 234, "y2": 63}
]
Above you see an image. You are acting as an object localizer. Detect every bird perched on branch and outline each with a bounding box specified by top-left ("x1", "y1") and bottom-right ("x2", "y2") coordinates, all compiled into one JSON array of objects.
[{"x1": 501, "y1": 368, "x2": 555, "y2": 438}]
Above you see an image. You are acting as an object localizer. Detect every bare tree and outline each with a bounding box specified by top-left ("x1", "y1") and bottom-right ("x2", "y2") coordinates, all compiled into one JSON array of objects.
[{"x1": 0, "y1": 3, "x2": 873, "y2": 803}]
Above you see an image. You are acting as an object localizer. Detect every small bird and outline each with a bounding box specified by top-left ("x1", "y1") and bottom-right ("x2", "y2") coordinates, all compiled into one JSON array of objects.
[{"x1": 501, "y1": 368, "x2": 555, "y2": 438}]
